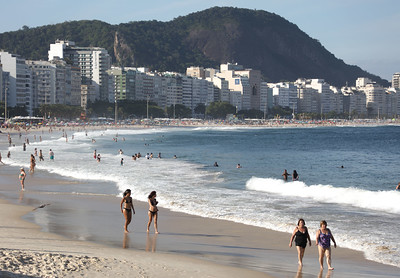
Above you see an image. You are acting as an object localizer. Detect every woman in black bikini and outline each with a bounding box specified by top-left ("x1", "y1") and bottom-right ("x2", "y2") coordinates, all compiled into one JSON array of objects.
[
  {"x1": 147, "y1": 191, "x2": 159, "y2": 234},
  {"x1": 289, "y1": 218, "x2": 312, "y2": 267},
  {"x1": 120, "y1": 189, "x2": 135, "y2": 233}
]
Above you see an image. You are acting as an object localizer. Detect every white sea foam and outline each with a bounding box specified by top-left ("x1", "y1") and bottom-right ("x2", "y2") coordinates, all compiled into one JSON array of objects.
[{"x1": 246, "y1": 177, "x2": 400, "y2": 214}]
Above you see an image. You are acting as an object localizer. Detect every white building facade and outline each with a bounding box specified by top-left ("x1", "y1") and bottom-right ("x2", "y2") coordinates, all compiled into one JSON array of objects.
[
  {"x1": 48, "y1": 40, "x2": 111, "y2": 101},
  {"x1": 0, "y1": 51, "x2": 32, "y2": 115}
]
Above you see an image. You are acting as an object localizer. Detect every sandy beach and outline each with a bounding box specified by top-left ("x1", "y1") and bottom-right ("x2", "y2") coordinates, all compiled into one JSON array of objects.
[{"x1": 0, "y1": 126, "x2": 399, "y2": 277}]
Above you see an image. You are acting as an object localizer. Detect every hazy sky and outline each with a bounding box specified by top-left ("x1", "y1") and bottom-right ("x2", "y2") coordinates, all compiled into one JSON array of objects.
[{"x1": 1, "y1": 0, "x2": 399, "y2": 80}]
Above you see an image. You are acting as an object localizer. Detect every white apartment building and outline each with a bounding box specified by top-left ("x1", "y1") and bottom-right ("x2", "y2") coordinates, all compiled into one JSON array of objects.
[
  {"x1": 356, "y1": 77, "x2": 373, "y2": 88},
  {"x1": 260, "y1": 82, "x2": 273, "y2": 116},
  {"x1": 182, "y1": 76, "x2": 193, "y2": 109},
  {"x1": 210, "y1": 76, "x2": 229, "y2": 103},
  {"x1": 80, "y1": 84, "x2": 96, "y2": 110},
  {"x1": 27, "y1": 61, "x2": 55, "y2": 107},
  {"x1": 341, "y1": 87, "x2": 367, "y2": 116},
  {"x1": 308, "y1": 79, "x2": 335, "y2": 114},
  {"x1": 216, "y1": 63, "x2": 261, "y2": 110},
  {"x1": 186, "y1": 66, "x2": 205, "y2": 79},
  {"x1": 165, "y1": 76, "x2": 182, "y2": 107},
  {"x1": 392, "y1": 73, "x2": 400, "y2": 89},
  {"x1": 330, "y1": 87, "x2": 344, "y2": 115},
  {"x1": 384, "y1": 89, "x2": 398, "y2": 117},
  {"x1": 297, "y1": 86, "x2": 319, "y2": 114},
  {"x1": 48, "y1": 40, "x2": 111, "y2": 101},
  {"x1": 271, "y1": 82, "x2": 298, "y2": 112},
  {"x1": 138, "y1": 72, "x2": 156, "y2": 102},
  {"x1": 27, "y1": 59, "x2": 81, "y2": 108},
  {"x1": 360, "y1": 83, "x2": 386, "y2": 117},
  {"x1": 0, "y1": 51, "x2": 32, "y2": 115}
]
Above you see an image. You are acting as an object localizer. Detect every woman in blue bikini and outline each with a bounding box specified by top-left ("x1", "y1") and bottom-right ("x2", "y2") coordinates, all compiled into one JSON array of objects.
[
  {"x1": 120, "y1": 189, "x2": 135, "y2": 233},
  {"x1": 316, "y1": 220, "x2": 337, "y2": 270}
]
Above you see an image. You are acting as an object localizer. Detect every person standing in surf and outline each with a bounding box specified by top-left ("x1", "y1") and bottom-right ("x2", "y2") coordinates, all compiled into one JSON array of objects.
[
  {"x1": 289, "y1": 218, "x2": 311, "y2": 267},
  {"x1": 282, "y1": 169, "x2": 291, "y2": 181},
  {"x1": 29, "y1": 154, "x2": 36, "y2": 173},
  {"x1": 19, "y1": 168, "x2": 26, "y2": 190},
  {"x1": 49, "y1": 149, "x2": 54, "y2": 161},
  {"x1": 292, "y1": 170, "x2": 299, "y2": 181},
  {"x1": 120, "y1": 189, "x2": 135, "y2": 233},
  {"x1": 316, "y1": 220, "x2": 337, "y2": 270},
  {"x1": 147, "y1": 191, "x2": 159, "y2": 234}
]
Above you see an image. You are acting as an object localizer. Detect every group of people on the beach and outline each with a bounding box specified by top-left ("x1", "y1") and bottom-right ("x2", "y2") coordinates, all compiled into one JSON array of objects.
[
  {"x1": 289, "y1": 219, "x2": 337, "y2": 270},
  {"x1": 120, "y1": 189, "x2": 159, "y2": 234}
]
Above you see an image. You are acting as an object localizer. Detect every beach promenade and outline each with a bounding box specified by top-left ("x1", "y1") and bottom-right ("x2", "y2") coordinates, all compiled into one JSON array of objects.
[{"x1": 0, "y1": 125, "x2": 399, "y2": 277}]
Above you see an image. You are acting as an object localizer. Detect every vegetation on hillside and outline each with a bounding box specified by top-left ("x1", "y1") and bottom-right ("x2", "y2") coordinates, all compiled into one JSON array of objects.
[{"x1": 0, "y1": 7, "x2": 388, "y2": 87}]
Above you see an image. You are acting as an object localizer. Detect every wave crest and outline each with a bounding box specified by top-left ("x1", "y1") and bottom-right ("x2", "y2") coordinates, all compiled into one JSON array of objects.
[{"x1": 246, "y1": 177, "x2": 400, "y2": 214}]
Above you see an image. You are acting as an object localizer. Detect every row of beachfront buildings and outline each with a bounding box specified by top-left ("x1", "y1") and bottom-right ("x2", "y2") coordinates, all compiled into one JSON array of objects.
[{"x1": 1, "y1": 40, "x2": 400, "y2": 118}]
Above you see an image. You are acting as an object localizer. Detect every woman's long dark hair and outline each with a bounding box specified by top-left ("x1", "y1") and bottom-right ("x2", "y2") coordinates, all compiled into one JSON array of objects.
[
  {"x1": 123, "y1": 189, "x2": 131, "y2": 197},
  {"x1": 148, "y1": 191, "x2": 156, "y2": 199}
]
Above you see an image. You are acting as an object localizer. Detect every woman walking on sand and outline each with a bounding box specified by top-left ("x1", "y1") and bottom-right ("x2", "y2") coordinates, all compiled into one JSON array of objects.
[
  {"x1": 120, "y1": 189, "x2": 135, "y2": 233},
  {"x1": 289, "y1": 218, "x2": 311, "y2": 267},
  {"x1": 316, "y1": 220, "x2": 337, "y2": 270},
  {"x1": 19, "y1": 168, "x2": 26, "y2": 190},
  {"x1": 147, "y1": 191, "x2": 159, "y2": 234}
]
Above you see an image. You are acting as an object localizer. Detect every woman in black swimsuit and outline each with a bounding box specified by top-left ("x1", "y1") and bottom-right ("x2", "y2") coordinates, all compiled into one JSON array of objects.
[
  {"x1": 120, "y1": 189, "x2": 135, "y2": 233},
  {"x1": 289, "y1": 218, "x2": 312, "y2": 267},
  {"x1": 147, "y1": 191, "x2": 159, "y2": 234}
]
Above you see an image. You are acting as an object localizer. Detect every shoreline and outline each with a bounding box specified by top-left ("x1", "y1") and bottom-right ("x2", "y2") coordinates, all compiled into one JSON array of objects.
[
  {"x1": 1, "y1": 164, "x2": 399, "y2": 277},
  {"x1": 1, "y1": 126, "x2": 399, "y2": 277}
]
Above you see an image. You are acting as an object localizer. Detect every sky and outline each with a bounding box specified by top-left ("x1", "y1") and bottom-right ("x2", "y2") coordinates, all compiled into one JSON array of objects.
[{"x1": 1, "y1": 0, "x2": 399, "y2": 81}]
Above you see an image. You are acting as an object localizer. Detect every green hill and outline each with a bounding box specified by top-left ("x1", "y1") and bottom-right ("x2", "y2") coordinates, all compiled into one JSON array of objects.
[{"x1": 0, "y1": 7, "x2": 389, "y2": 87}]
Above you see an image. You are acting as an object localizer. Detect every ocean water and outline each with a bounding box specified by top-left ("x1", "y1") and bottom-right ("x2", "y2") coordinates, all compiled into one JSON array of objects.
[{"x1": 4, "y1": 125, "x2": 400, "y2": 268}]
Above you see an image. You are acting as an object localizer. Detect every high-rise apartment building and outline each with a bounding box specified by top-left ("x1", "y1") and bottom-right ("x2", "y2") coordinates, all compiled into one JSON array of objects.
[
  {"x1": 216, "y1": 63, "x2": 261, "y2": 111},
  {"x1": 48, "y1": 40, "x2": 111, "y2": 101},
  {"x1": 186, "y1": 66, "x2": 205, "y2": 79},
  {"x1": 260, "y1": 82, "x2": 273, "y2": 116},
  {"x1": 271, "y1": 82, "x2": 298, "y2": 112},
  {"x1": 0, "y1": 51, "x2": 32, "y2": 115},
  {"x1": 360, "y1": 83, "x2": 386, "y2": 117},
  {"x1": 27, "y1": 59, "x2": 81, "y2": 108},
  {"x1": 107, "y1": 68, "x2": 136, "y2": 101},
  {"x1": 392, "y1": 73, "x2": 400, "y2": 89},
  {"x1": 356, "y1": 77, "x2": 372, "y2": 88}
]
